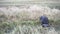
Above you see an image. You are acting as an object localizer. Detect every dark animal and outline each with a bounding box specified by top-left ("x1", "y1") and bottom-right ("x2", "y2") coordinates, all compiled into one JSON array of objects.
[{"x1": 40, "y1": 16, "x2": 49, "y2": 27}]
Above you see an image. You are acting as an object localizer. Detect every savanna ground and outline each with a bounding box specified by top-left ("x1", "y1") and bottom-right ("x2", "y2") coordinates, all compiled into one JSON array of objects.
[{"x1": 0, "y1": 5, "x2": 60, "y2": 34}]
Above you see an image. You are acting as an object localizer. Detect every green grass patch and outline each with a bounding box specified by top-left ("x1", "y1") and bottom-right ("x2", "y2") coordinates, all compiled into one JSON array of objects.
[{"x1": 0, "y1": 19, "x2": 60, "y2": 34}]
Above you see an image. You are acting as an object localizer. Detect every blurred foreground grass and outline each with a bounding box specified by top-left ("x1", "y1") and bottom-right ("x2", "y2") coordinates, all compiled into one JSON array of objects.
[{"x1": 0, "y1": 18, "x2": 60, "y2": 34}]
